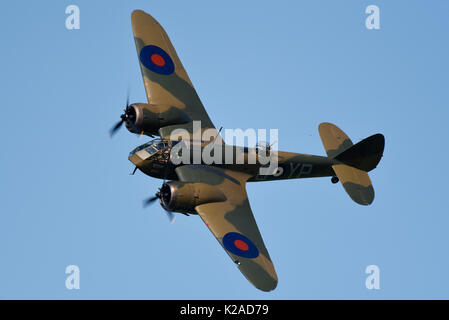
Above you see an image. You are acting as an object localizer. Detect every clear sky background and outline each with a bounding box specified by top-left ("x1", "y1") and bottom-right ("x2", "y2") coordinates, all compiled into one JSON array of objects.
[{"x1": 1, "y1": 0, "x2": 448, "y2": 299}]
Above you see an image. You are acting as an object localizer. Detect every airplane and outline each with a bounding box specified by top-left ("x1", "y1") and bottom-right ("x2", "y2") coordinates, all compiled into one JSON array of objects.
[{"x1": 109, "y1": 10, "x2": 385, "y2": 292}]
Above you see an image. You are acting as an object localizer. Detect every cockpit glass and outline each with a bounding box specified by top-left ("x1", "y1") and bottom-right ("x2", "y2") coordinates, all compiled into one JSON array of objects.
[
  {"x1": 129, "y1": 139, "x2": 171, "y2": 157},
  {"x1": 145, "y1": 145, "x2": 158, "y2": 155}
]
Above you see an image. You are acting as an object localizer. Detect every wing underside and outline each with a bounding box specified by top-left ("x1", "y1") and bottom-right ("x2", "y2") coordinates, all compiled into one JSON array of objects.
[
  {"x1": 175, "y1": 165, "x2": 278, "y2": 291},
  {"x1": 131, "y1": 10, "x2": 218, "y2": 140}
]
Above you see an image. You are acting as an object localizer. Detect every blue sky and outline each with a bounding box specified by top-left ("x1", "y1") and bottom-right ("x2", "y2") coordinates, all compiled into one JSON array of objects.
[{"x1": 1, "y1": 0, "x2": 448, "y2": 299}]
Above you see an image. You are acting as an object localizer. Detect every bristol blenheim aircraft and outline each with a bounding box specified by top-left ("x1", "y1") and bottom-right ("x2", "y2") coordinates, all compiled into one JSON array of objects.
[{"x1": 110, "y1": 10, "x2": 385, "y2": 291}]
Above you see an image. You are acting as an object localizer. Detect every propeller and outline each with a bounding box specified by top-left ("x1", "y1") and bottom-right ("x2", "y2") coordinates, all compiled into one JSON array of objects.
[
  {"x1": 109, "y1": 91, "x2": 136, "y2": 137},
  {"x1": 143, "y1": 189, "x2": 175, "y2": 223},
  {"x1": 143, "y1": 194, "x2": 159, "y2": 207}
]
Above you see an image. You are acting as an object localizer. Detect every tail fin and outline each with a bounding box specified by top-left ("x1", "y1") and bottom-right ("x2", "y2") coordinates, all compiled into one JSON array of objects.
[
  {"x1": 318, "y1": 123, "x2": 385, "y2": 206},
  {"x1": 334, "y1": 134, "x2": 385, "y2": 172}
]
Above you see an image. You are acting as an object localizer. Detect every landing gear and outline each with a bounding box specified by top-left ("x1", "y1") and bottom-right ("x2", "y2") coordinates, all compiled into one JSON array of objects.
[{"x1": 331, "y1": 176, "x2": 339, "y2": 184}]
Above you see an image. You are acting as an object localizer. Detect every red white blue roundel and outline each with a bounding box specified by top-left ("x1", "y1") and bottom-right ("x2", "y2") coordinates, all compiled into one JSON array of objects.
[
  {"x1": 222, "y1": 232, "x2": 259, "y2": 259},
  {"x1": 139, "y1": 45, "x2": 175, "y2": 75}
]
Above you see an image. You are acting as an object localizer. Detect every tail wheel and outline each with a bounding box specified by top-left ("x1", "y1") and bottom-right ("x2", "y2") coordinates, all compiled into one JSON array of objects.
[{"x1": 331, "y1": 176, "x2": 339, "y2": 184}]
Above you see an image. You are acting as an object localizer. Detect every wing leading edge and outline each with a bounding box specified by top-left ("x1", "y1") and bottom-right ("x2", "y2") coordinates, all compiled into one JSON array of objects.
[{"x1": 175, "y1": 165, "x2": 278, "y2": 291}]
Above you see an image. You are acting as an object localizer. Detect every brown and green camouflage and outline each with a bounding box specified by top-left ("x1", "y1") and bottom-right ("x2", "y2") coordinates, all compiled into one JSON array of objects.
[{"x1": 121, "y1": 10, "x2": 385, "y2": 291}]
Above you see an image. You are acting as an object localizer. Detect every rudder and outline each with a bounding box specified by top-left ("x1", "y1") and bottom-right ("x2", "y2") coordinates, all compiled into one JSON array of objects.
[{"x1": 334, "y1": 134, "x2": 384, "y2": 172}]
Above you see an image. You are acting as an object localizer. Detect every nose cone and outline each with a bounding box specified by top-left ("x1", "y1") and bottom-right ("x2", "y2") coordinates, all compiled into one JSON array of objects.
[{"x1": 128, "y1": 153, "x2": 146, "y2": 167}]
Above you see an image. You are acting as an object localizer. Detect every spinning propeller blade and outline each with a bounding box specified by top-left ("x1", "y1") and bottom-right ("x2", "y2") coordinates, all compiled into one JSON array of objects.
[
  {"x1": 143, "y1": 190, "x2": 176, "y2": 224},
  {"x1": 109, "y1": 90, "x2": 131, "y2": 138}
]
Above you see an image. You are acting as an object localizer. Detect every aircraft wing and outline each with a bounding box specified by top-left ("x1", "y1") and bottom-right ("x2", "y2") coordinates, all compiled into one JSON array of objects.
[
  {"x1": 175, "y1": 165, "x2": 278, "y2": 291},
  {"x1": 131, "y1": 10, "x2": 218, "y2": 140}
]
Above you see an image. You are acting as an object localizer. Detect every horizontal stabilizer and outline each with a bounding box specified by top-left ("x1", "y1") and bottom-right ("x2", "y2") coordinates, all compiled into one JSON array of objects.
[
  {"x1": 318, "y1": 122, "x2": 353, "y2": 158},
  {"x1": 319, "y1": 122, "x2": 383, "y2": 206},
  {"x1": 332, "y1": 164, "x2": 374, "y2": 205}
]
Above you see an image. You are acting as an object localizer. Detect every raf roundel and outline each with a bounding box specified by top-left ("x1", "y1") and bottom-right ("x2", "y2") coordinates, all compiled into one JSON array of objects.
[
  {"x1": 139, "y1": 45, "x2": 175, "y2": 75},
  {"x1": 222, "y1": 232, "x2": 259, "y2": 259}
]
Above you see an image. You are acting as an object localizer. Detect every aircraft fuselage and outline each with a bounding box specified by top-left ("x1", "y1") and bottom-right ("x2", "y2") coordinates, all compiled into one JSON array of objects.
[{"x1": 128, "y1": 139, "x2": 337, "y2": 182}]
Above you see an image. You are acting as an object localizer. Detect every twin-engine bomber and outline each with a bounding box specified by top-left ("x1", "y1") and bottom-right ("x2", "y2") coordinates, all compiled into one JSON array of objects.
[{"x1": 110, "y1": 10, "x2": 385, "y2": 291}]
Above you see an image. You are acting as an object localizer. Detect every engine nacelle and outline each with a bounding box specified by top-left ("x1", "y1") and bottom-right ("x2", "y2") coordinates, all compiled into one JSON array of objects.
[
  {"x1": 125, "y1": 103, "x2": 192, "y2": 136},
  {"x1": 159, "y1": 181, "x2": 227, "y2": 214}
]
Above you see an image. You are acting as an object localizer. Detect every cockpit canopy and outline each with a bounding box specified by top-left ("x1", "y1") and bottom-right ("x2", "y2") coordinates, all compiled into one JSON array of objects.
[{"x1": 129, "y1": 139, "x2": 171, "y2": 158}]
